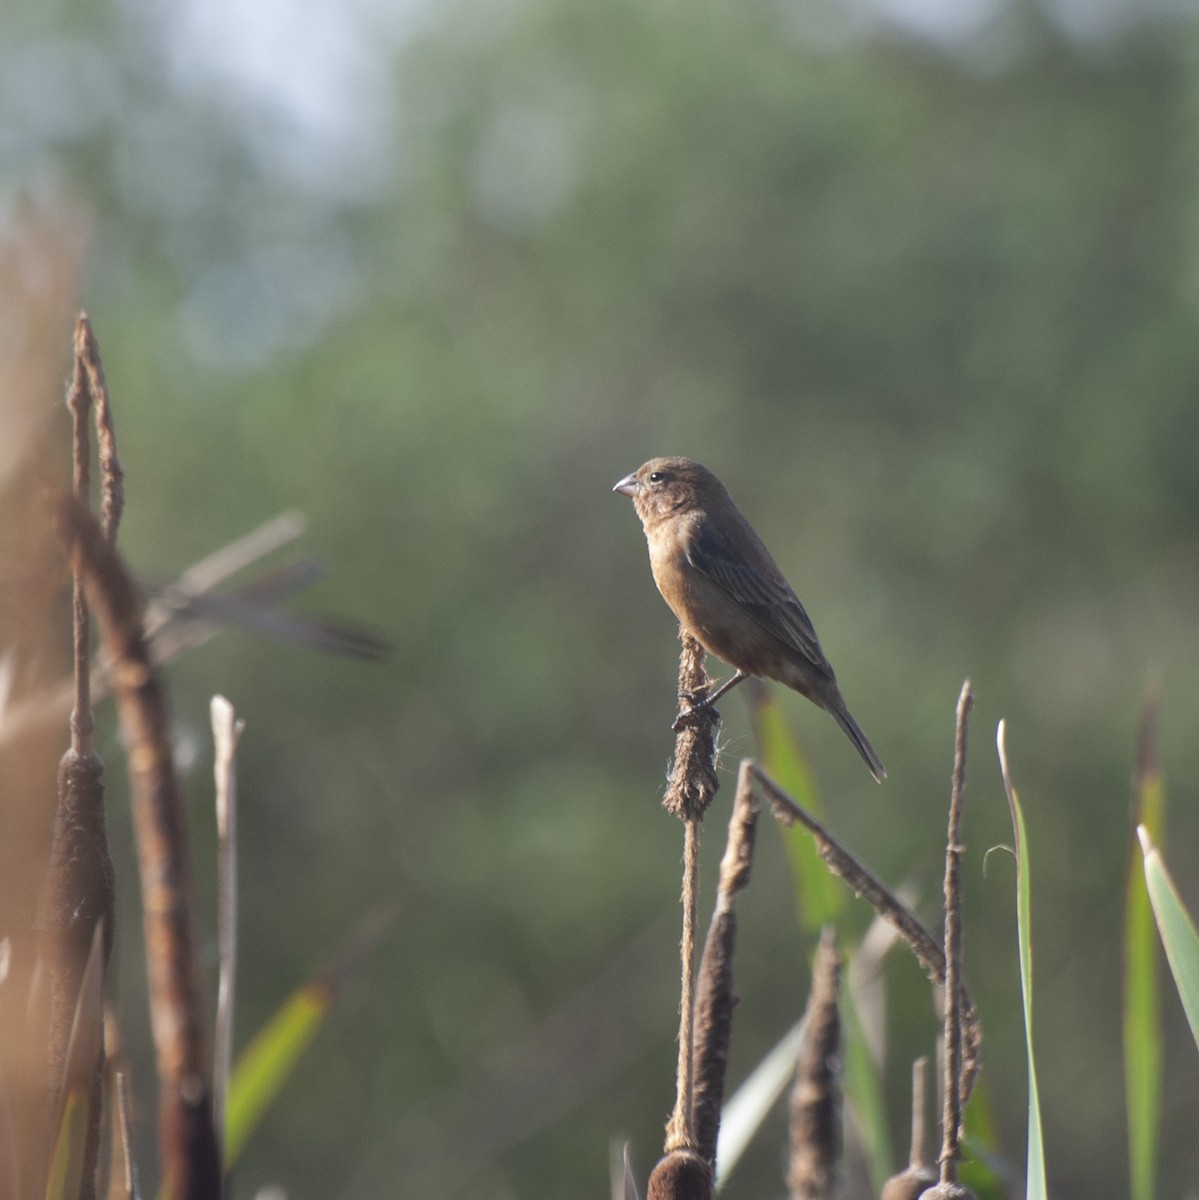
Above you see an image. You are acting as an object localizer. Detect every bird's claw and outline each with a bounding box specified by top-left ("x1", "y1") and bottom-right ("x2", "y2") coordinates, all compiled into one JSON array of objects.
[{"x1": 671, "y1": 696, "x2": 719, "y2": 732}]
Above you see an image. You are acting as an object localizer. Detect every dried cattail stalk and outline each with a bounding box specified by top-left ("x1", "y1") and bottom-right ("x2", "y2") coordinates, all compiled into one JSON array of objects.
[
  {"x1": 54, "y1": 496, "x2": 219, "y2": 1200},
  {"x1": 662, "y1": 632, "x2": 720, "y2": 822},
  {"x1": 788, "y1": 927, "x2": 842, "y2": 1200},
  {"x1": 691, "y1": 761, "x2": 758, "y2": 1164},
  {"x1": 37, "y1": 749, "x2": 114, "y2": 1194},
  {"x1": 647, "y1": 1149, "x2": 712, "y2": 1200},
  {"x1": 663, "y1": 631, "x2": 725, "y2": 1156}
]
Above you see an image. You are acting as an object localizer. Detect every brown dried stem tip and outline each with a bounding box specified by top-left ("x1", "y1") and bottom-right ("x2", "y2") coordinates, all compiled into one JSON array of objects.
[
  {"x1": 788, "y1": 927, "x2": 842, "y2": 1200},
  {"x1": 71, "y1": 314, "x2": 125, "y2": 543},
  {"x1": 937, "y1": 682, "x2": 973, "y2": 1183},
  {"x1": 54, "y1": 495, "x2": 219, "y2": 1200},
  {"x1": 690, "y1": 761, "x2": 759, "y2": 1165},
  {"x1": 749, "y1": 763, "x2": 981, "y2": 1105}
]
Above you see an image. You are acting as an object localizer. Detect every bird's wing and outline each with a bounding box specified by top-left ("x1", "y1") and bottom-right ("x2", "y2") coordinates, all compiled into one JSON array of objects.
[{"x1": 686, "y1": 517, "x2": 833, "y2": 676}]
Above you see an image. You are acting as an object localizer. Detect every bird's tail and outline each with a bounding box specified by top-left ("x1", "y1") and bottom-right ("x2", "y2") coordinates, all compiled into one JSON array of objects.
[{"x1": 828, "y1": 698, "x2": 886, "y2": 783}]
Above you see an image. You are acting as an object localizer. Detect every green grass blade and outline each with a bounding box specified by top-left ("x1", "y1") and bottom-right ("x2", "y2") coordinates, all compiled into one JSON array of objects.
[
  {"x1": 748, "y1": 691, "x2": 843, "y2": 931},
  {"x1": 997, "y1": 721, "x2": 1047, "y2": 1200},
  {"x1": 225, "y1": 905, "x2": 394, "y2": 1167},
  {"x1": 224, "y1": 980, "x2": 331, "y2": 1166},
  {"x1": 1138, "y1": 826, "x2": 1199, "y2": 1050},
  {"x1": 1124, "y1": 764, "x2": 1164, "y2": 1200}
]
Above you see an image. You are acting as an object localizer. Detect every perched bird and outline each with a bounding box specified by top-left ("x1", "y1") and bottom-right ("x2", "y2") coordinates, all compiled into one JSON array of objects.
[{"x1": 613, "y1": 456, "x2": 885, "y2": 782}]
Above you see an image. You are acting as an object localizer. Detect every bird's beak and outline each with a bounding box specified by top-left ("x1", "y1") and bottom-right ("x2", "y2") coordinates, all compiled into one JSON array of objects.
[{"x1": 612, "y1": 472, "x2": 640, "y2": 497}]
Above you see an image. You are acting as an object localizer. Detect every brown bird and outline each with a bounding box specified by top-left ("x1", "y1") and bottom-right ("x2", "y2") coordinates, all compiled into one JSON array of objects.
[{"x1": 614, "y1": 456, "x2": 885, "y2": 782}]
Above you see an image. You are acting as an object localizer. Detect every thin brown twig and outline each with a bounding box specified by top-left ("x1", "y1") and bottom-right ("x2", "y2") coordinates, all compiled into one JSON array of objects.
[
  {"x1": 748, "y1": 762, "x2": 980, "y2": 1104},
  {"x1": 938, "y1": 681, "x2": 973, "y2": 1182}
]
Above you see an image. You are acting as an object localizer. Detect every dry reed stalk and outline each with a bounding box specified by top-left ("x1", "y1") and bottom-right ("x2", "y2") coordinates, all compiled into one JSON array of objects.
[
  {"x1": 37, "y1": 313, "x2": 124, "y2": 1198},
  {"x1": 749, "y1": 763, "x2": 981, "y2": 1107},
  {"x1": 880, "y1": 1057, "x2": 937, "y2": 1200},
  {"x1": 54, "y1": 495, "x2": 219, "y2": 1200},
  {"x1": 211, "y1": 695, "x2": 243, "y2": 1176},
  {"x1": 690, "y1": 761, "x2": 758, "y2": 1166},
  {"x1": 661, "y1": 631, "x2": 721, "y2": 1161},
  {"x1": 936, "y1": 682, "x2": 973, "y2": 1183},
  {"x1": 788, "y1": 927, "x2": 842, "y2": 1200}
]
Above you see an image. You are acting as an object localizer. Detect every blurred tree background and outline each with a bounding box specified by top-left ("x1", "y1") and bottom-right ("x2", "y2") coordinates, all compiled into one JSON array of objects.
[{"x1": 5, "y1": 0, "x2": 1199, "y2": 1194}]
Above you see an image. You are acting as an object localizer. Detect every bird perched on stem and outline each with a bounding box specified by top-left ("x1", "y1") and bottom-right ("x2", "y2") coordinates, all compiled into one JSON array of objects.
[{"x1": 614, "y1": 456, "x2": 885, "y2": 782}]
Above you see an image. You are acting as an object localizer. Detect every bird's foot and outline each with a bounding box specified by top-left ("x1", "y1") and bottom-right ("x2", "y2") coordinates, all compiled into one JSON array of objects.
[{"x1": 672, "y1": 692, "x2": 719, "y2": 732}]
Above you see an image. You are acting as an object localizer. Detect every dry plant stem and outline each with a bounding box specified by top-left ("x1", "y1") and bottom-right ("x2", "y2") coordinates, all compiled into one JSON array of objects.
[
  {"x1": 938, "y1": 682, "x2": 973, "y2": 1183},
  {"x1": 211, "y1": 695, "x2": 244, "y2": 1176},
  {"x1": 55, "y1": 497, "x2": 219, "y2": 1200},
  {"x1": 910, "y1": 1056, "x2": 929, "y2": 1170},
  {"x1": 110, "y1": 1069, "x2": 139, "y2": 1200},
  {"x1": 788, "y1": 927, "x2": 842, "y2": 1200},
  {"x1": 880, "y1": 1058, "x2": 937, "y2": 1200},
  {"x1": 663, "y1": 631, "x2": 722, "y2": 1156},
  {"x1": 690, "y1": 761, "x2": 758, "y2": 1164},
  {"x1": 66, "y1": 321, "x2": 94, "y2": 752},
  {"x1": 666, "y1": 819, "x2": 701, "y2": 1154},
  {"x1": 749, "y1": 764, "x2": 980, "y2": 1104}
]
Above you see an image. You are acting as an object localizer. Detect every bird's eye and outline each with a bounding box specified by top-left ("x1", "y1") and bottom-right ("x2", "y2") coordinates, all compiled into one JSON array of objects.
[{"x1": 648, "y1": 471, "x2": 665, "y2": 484}]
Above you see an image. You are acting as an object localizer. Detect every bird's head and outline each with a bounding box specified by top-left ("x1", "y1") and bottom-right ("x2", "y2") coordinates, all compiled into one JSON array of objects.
[{"x1": 612, "y1": 457, "x2": 725, "y2": 526}]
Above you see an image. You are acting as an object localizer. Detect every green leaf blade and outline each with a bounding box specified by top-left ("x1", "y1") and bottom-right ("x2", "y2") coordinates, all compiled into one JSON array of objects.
[
  {"x1": 749, "y1": 691, "x2": 843, "y2": 932},
  {"x1": 1123, "y1": 769, "x2": 1164, "y2": 1200},
  {"x1": 998, "y1": 722, "x2": 1048, "y2": 1200},
  {"x1": 224, "y1": 982, "x2": 331, "y2": 1166},
  {"x1": 1139, "y1": 826, "x2": 1199, "y2": 1050}
]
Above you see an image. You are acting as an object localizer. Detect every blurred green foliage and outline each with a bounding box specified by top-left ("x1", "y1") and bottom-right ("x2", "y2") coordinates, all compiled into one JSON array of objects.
[{"x1": 6, "y1": 0, "x2": 1199, "y2": 1194}]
